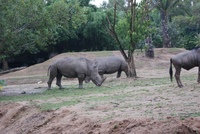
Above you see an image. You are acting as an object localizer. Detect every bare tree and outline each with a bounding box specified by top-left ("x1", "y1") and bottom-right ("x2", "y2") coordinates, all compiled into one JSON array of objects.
[{"x1": 107, "y1": 0, "x2": 151, "y2": 77}]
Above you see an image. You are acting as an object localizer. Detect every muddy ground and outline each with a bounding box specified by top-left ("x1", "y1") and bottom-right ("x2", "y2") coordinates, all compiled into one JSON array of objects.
[{"x1": 0, "y1": 48, "x2": 200, "y2": 134}]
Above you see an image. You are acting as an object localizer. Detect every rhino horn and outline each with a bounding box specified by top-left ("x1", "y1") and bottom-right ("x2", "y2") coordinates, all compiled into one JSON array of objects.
[{"x1": 99, "y1": 77, "x2": 107, "y2": 86}]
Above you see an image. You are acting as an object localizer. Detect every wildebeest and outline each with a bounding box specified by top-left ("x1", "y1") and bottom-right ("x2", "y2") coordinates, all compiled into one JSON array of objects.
[
  {"x1": 47, "y1": 57, "x2": 106, "y2": 89},
  {"x1": 169, "y1": 46, "x2": 200, "y2": 87},
  {"x1": 85, "y1": 56, "x2": 129, "y2": 83}
]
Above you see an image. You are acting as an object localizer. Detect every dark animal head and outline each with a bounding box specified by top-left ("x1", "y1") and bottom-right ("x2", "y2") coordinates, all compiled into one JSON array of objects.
[
  {"x1": 89, "y1": 61, "x2": 105, "y2": 86},
  {"x1": 193, "y1": 46, "x2": 200, "y2": 53}
]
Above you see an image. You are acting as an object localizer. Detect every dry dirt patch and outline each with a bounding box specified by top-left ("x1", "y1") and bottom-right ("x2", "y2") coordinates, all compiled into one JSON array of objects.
[
  {"x1": 0, "y1": 48, "x2": 200, "y2": 134},
  {"x1": 0, "y1": 103, "x2": 200, "y2": 134}
]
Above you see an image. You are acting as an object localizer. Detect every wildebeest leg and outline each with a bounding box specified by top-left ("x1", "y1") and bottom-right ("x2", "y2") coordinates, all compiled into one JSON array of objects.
[
  {"x1": 47, "y1": 75, "x2": 55, "y2": 90},
  {"x1": 117, "y1": 70, "x2": 122, "y2": 78},
  {"x1": 56, "y1": 73, "x2": 63, "y2": 89},
  {"x1": 198, "y1": 66, "x2": 200, "y2": 83},
  {"x1": 174, "y1": 67, "x2": 183, "y2": 87}
]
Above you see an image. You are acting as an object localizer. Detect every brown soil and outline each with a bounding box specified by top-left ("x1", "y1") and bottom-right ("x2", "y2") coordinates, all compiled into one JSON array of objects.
[{"x1": 0, "y1": 48, "x2": 200, "y2": 134}]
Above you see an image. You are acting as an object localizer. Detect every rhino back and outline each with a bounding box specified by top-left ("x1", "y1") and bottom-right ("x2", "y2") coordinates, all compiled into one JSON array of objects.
[
  {"x1": 96, "y1": 57, "x2": 125, "y2": 74},
  {"x1": 56, "y1": 57, "x2": 89, "y2": 78}
]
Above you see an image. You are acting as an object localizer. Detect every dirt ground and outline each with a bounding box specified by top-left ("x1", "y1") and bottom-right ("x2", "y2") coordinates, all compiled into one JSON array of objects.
[{"x1": 0, "y1": 48, "x2": 200, "y2": 134}]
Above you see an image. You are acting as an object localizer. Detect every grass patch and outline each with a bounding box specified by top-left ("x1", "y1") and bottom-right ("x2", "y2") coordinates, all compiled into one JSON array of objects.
[
  {"x1": 0, "y1": 73, "x2": 199, "y2": 112},
  {"x1": 188, "y1": 112, "x2": 200, "y2": 117},
  {"x1": 180, "y1": 112, "x2": 200, "y2": 120},
  {"x1": 4, "y1": 75, "x2": 47, "y2": 80},
  {"x1": 0, "y1": 77, "x2": 169, "y2": 103}
]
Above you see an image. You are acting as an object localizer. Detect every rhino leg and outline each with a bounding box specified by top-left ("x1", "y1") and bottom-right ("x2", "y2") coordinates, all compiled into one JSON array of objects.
[
  {"x1": 78, "y1": 74, "x2": 85, "y2": 89},
  {"x1": 117, "y1": 70, "x2": 122, "y2": 78},
  {"x1": 174, "y1": 66, "x2": 183, "y2": 87},
  {"x1": 47, "y1": 75, "x2": 55, "y2": 90},
  {"x1": 124, "y1": 69, "x2": 129, "y2": 77},
  {"x1": 198, "y1": 66, "x2": 200, "y2": 83},
  {"x1": 56, "y1": 73, "x2": 63, "y2": 89},
  {"x1": 100, "y1": 74, "x2": 104, "y2": 79},
  {"x1": 84, "y1": 76, "x2": 91, "y2": 83},
  {"x1": 78, "y1": 79, "x2": 84, "y2": 89}
]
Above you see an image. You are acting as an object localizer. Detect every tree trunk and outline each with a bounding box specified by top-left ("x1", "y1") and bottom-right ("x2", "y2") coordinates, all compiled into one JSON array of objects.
[
  {"x1": 2, "y1": 59, "x2": 9, "y2": 70},
  {"x1": 160, "y1": 10, "x2": 171, "y2": 48},
  {"x1": 145, "y1": 36, "x2": 154, "y2": 58},
  {"x1": 106, "y1": 0, "x2": 137, "y2": 78},
  {"x1": 127, "y1": 0, "x2": 137, "y2": 78},
  {"x1": 127, "y1": 51, "x2": 137, "y2": 78}
]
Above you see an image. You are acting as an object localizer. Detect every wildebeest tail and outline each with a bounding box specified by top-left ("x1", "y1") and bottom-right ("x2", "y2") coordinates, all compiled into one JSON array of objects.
[
  {"x1": 47, "y1": 66, "x2": 51, "y2": 76},
  {"x1": 169, "y1": 58, "x2": 173, "y2": 82}
]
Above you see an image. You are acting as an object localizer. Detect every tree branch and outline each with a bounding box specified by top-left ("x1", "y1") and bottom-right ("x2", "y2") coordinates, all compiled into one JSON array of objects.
[
  {"x1": 106, "y1": 3, "x2": 128, "y2": 60},
  {"x1": 13, "y1": 23, "x2": 29, "y2": 34}
]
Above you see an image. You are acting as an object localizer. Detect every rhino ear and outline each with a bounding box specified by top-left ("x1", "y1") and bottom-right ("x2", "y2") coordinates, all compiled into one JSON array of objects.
[{"x1": 93, "y1": 61, "x2": 98, "y2": 68}]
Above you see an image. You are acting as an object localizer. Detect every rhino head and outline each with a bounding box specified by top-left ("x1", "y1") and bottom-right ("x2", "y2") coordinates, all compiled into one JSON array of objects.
[{"x1": 89, "y1": 61, "x2": 106, "y2": 86}]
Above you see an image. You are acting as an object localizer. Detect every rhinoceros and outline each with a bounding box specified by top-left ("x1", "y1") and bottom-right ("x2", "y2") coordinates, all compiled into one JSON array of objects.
[
  {"x1": 169, "y1": 46, "x2": 200, "y2": 87},
  {"x1": 47, "y1": 57, "x2": 106, "y2": 89},
  {"x1": 85, "y1": 56, "x2": 129, "y2": 83}
]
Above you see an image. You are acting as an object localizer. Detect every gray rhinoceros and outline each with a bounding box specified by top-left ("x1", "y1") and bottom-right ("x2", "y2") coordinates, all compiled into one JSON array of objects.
[
  {"x1": 85, "y1": 56, "x2": 128, "y2": 83},
  {"x1": 47, "y1": 57, "x2": 106, "y2": 89}
]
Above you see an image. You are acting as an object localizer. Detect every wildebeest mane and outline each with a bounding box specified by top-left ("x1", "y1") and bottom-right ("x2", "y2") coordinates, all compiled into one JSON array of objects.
[{"x1": 193, "y1": 46, "x2": 200, "y2": 50}]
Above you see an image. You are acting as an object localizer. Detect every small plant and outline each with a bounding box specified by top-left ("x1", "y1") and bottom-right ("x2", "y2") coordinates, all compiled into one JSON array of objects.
[
  {"x1": 180, "y1": 116, "x2": 186, "y2": 120},
  {"x1": 113, "y1": 125, "x2": 118, "y2": 129},
  {"x1": 0, "y1": 80, "x2": 6, "y2": 90}
]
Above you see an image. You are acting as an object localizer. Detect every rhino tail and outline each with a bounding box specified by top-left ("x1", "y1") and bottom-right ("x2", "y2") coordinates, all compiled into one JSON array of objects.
[
  {"x1": 47, "y1": 66, "x2": 51, "y2": 76},
  {"x1": 169, "y1": 58, "x2": 173, "y2": 82}
]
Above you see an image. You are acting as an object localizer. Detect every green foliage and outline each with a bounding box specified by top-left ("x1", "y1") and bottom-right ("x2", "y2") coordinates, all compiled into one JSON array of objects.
[
  {"x1": 0, "y1": 0, "x2": 54, "y2": 60},
  {"x1": 170, "y1": 1, "x2": 200, "y2": 49},
  {"x1": 150, "y1": 9, "x2": 163, "y2": 48},
  {"x1": 1, "y1": 0, "x2": 200, "y2": 67},
  {"x1": 46, "y1": 0, "x2": 87, "y2": 45},
  {"x1": 0, "y1": 0, "x2": 51, "y2": 57},
  {"x1": 194, "y1": 33, "x2": 200, "y2": 45},
  {"x1": 0, "y1": 80, "x2": 6, "y2": 86},
  {"x1": 0, "y1": 0, "x2": 86, "y2": 66},
  {"x1": 149, "y1": 0, "x2": 200, "y2": 49},
  {"x1": 0, "y1": 80, "x2": 6, "y2": 90},
  {"x1": 115, "y1": 18, "x2": 130, "y2": 49},
  {"x1": 71, "y1": 6, "x2": 116, "y2": 51},
  {"x1": 114, "y1": 0, "x2": 153, "y2": 50}
]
